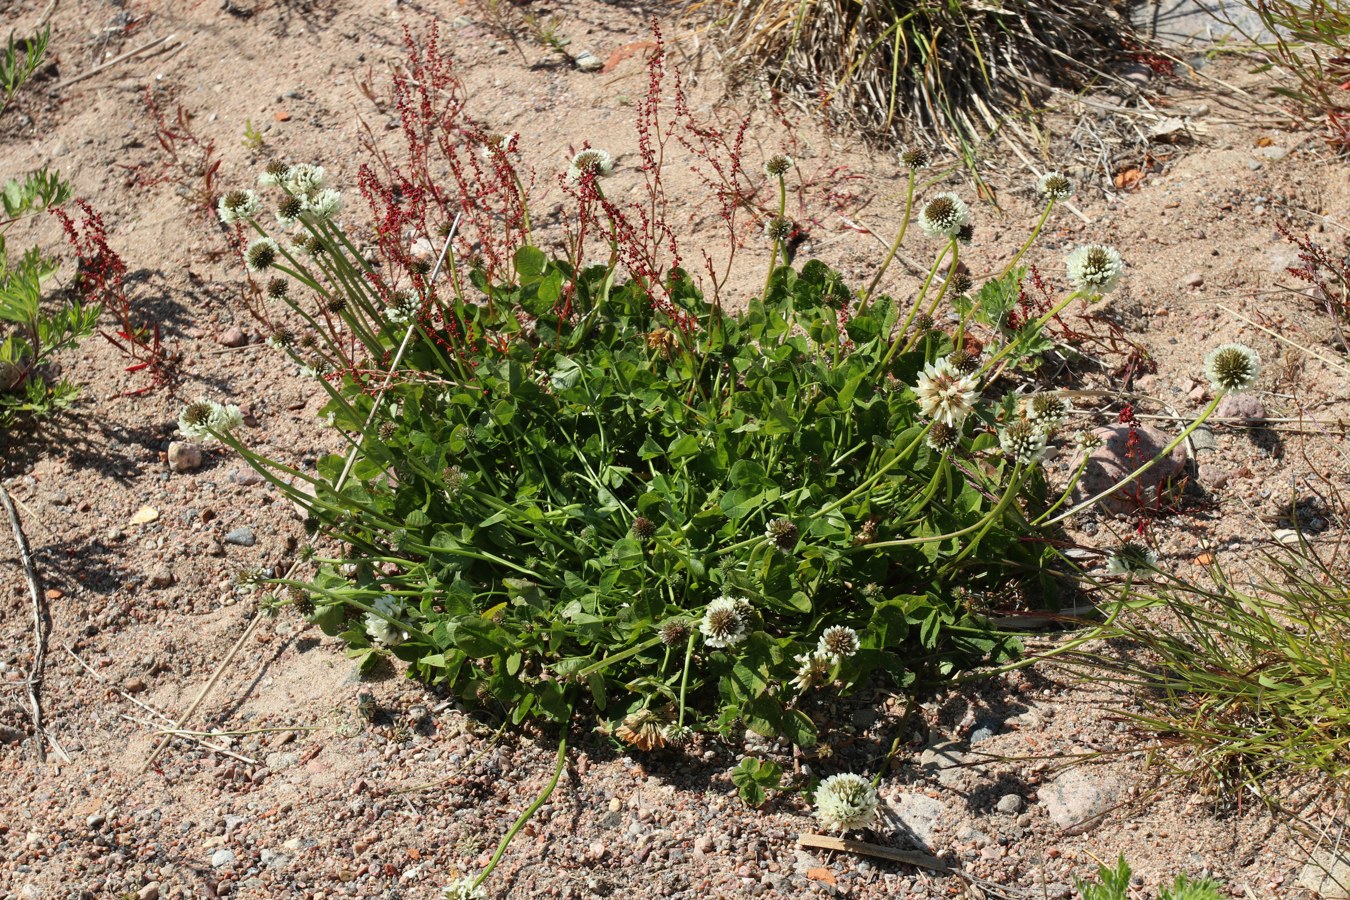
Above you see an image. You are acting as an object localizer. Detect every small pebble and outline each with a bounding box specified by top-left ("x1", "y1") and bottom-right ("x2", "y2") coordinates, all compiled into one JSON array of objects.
[
  {"x1": 210, "y1": 848, "x2": 235, "y2": 868},
  {"x1": 223, "y1": 526, "x2": 256, "y2": 547},
  {"x1": 218, "y1": 327, "x2": 247, "y2": 348}
]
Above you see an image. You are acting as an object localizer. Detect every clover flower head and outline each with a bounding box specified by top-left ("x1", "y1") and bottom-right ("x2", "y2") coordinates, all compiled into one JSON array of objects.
[
  {"x1": 266, "y1": 326, "x2": 295, "y2": 350},
  {"x1": 1073, "y1": 430, "x2": 1104, "y2": 452},
  {"x1": 700, "y1": 595, "x2": 751, "y2": 649},
  {"x1": 631, "y1": 515, "x2": 656, "y2": 542},
  {"x1": 818, "y1": 625, "x2": 860, "y2": 662},
  {"x1": 900, "y1": 146, "x2": 930, "y2": 170},
  {"x1": 266, "y1": 277, "x2": 289, "y2": 300},
  {"x1": 956, "y1": 222, "x2": 975, "y2": 245},
  {"x1": 284, "y1": 163, "x2": 326, "y2": 197},
  {"x1": 914, "y1": 357, "x2": 979, "y2": 427},
  {"x1": 1203, "y1": 343, "x2": 1261, "y2": 393},
  {"x1": 1106, "y1": 543, "x2": 1158, "y2": 575},
  {"x1": 1066, "y1": 244, "x2": 1124, "y2": 294},
  {"x1": 480, "y1": 131, "x2": 518, "y2": 159},
  {"x1": 303, "y1": 188, "x2": 343, "y2": 220},
  {"x1": 765, "y1": 154, "x2": 794, "y2": 177},
  {"x1": 246, "y1": 237, "x2": 280, "y2": 272},
  {"x1": 1024, "y1": 393, "x2": 1069, "y2": 427},
  {"x1": 814, "y1": 772, "x2": 880, "y2": 833},
  {"x1": 926, "y1": 420, "x2": 961, "y2": 453},
  {"x1": 659, "y1": 618, "x2": 692, "y2": 646},
  {"x1": 765, "y1": 518, "x2": 799, "y2": 553},
  {"x1": 259, "y1": 159, "x2": 290, "y2": 188},
  {"x1": 365, "y1": 594, "x2": 408, "y2": 646},
  {"x1": 274, "y1": 194, "x2": 304, "y2": 229},
  {"x1": 1038, "y1": 172, "x2": 1075, "y2": 202},
  {"x1": 217, "y1": 189, "x2": 261, "y2": 226},
  {"x1": 947, "y1": 347, "x2": 981, "y2": 376},
  {"x1": 178, "y1": 399, "x2": 243, "y2": 441},
  {"x1": 918, "y1": 192, "x2": 970, "y2": 239},
  {"x1": 178, "y1": 401, "x2": 215, "y2": 441},
  {"x1": 442, "y1": 878, "x2": 488, "y2": 900},
  {"x1": 949, "y1": 271, "x2": 973, "y2": 296},
  {"x1": 566, "y1": 148, "x2": 614, "y2": 182},
  {"x1": 765, "y1": 216, "x2": 794, "y2": 243},
  {"x1": 662, "y1": 723, "x2": 694, "y2": 747},
  {"x1": 791, "y1": 650, "x2": 834, "y2": 692},
  {"x1": 1000, "y1": 418, "x2": 1048, "y2": 466}
]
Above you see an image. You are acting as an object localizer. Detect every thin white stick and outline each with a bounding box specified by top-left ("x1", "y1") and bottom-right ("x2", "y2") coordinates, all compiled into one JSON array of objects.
[
  {"x1": 59, "y1": 34, "x2": 180, "y2": 88},
  {"x1": 1, "y1": 486, "x2": 47, "y2": 763}
]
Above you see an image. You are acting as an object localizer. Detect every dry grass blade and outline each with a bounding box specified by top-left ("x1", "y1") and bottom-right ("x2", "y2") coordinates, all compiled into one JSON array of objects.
[{"x1": 0, "y1": 485, "x2": 49, "y2": 764}]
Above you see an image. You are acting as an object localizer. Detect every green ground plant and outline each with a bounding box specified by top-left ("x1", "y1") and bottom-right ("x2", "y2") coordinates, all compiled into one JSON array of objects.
[
  {"x1": 0, "y1": 27, "x2": 102, "y2": 431},
  {"x1": 1077, "y1": 855, "x2": 1224, "y2": 900},
  {"x1": 1237, "y1": 0, "x2": 1350, "y2": 150},
  {"x1": 196, "y1": 27, "x2": 1258, "y2": 897}
]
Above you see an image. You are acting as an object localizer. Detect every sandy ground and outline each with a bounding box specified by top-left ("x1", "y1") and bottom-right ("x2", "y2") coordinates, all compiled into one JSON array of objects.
[{"x1": 2, "y1": 0, "x2": 1349, "y2": 897}]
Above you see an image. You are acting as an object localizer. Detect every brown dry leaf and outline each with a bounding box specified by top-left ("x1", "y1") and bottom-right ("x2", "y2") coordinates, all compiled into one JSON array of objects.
[
  {"x1": 45, "y1": 588, "x2": 62, "y2": 600},
  {"x1": 275, "y1": 109, "x2": 292, "y2": 122},
  {"x1": 1256, "y1": 135, "x2": 1274, "y2": 147},
  {"x1": 406, "y1": 848, "x2": 421, "y2": 861},
  {"x1": 1196, "y1": 551, "x2": 1215, "y2": 566},
  {"x1": 806, "y1": 868, "x2": 838, "y2": 886},
  {"x1": 1114, "y1": 168, "x2": 1145, "y2": 191}
]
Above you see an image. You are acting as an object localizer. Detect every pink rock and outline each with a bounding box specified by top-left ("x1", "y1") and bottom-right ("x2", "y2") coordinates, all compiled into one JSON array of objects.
[
  {"x1": 1216, "y1": 392, "x2": 1266, "y2": 422},
  {"x1": 217, "y1": 326, "x2": 247, "y2": 348},
  {"x1": 1071, "y1": 423, "x2": 1188, "y2": 516}
]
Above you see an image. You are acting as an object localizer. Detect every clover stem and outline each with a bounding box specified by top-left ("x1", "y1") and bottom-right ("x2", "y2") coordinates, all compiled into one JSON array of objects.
[
  {"x1": 861, "y1": 169, "x2": 917, "y2": 312},
  {"x1": 473, "y1": 721, "x2": 570, "y2": 890}
]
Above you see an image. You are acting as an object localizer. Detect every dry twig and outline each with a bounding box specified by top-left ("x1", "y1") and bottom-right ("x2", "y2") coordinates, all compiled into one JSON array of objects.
[{"x1": 0, "y1": 485, "x2": 49, "y2": 763}]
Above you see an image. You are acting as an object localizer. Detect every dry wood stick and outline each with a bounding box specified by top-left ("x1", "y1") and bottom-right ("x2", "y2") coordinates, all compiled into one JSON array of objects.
[
  {"x1": 0, "y1": 485, "x2": 49, "y2": 763},
  {"x1": 797, "y1": 833, "x2": 949, "y2": 873},
  {"x1": 59, "y1": 33, "x2": 180, "y2": 88}
]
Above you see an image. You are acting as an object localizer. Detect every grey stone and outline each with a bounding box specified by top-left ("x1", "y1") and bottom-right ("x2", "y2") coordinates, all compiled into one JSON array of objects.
[
  {"x1": 1216, "y1": 392, "x2": 1266, "y2": 422},
  {"x1": 884, "y1": 792, "x2": 947, "y2": 849},
  {"x1": 1256, "y1": 145, "x2": 1287, "y2": 160},
  {"x1": 167, "y1": 442, "x2": 203, "y2": 473},
  {"x1": 210, "y1": 848, "x2": 236, "y2": 868},
  {"x1": 1183, "y1": 272, "x2": 1204, "y2": 289},
  {"x1": 137, "y1": 883, "x2": 161, "y2": 900},
  {"x1": 228, "y1": 468, "x2": 264, "y2": 486},
  {"x1": 148, "y1": 567, "x2": 174, "y2": 589},
  {"x1": 1070, "y1": 424, "x2": 1189, "y2": 516},
  {"x1": 265, "y1": 751, "x2": 299, "y2": 770},
  {"x1": 86, "y1": 813, "x2": 106, "y2": 829},
  {"x1": 1041, "y1": 769, "x2": 1123, "y2": 833},
  {"x1": 259, "y1": 849, "x2": 290, "y2": 869},
  {"x1": 1299, "y1": 848, "x2": 1350, "y2": 898},
  {"x1": 1131, "y1": 0, "x2": 1279, "y2": 44},
  {"x1": 223, "y1": 526, "x2": 256, "y2": 547},
  {"x1": 1189, "y1": 426, "x2": 1218, "y2": 453},
  {"x1": 919, "y1": 740, "x2": 966, "y2": 786},
  {"x1": 996, "y1": 794, "x2": 1025, "y2": 815}
]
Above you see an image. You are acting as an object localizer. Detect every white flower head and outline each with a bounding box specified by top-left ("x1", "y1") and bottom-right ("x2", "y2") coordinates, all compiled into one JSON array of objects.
[
  {"x1": 258, "y1": 160, "x2": 290, "y2": 188},
  {"x1": 1023, "y1": 393, "x2": 1069, "y2": 428},
  {"x1": 303, "y1": 188, "x2": 343, "y2": 220},
  {"x1": 817, "y1": 625, "x2": 860, "y2": 662},
  {"x1": 1203, "y1": 343, "x2": 1261, "y2": 393},
  {"x1": 791, "y1": 650, "x2": 834, "y2": 692},
  {"x1": 245, "y1": 237, "x2": 280, "y2": 272},
  {"x1": 566, "y1": 148, "x2": 614, "y2": 183},
  {"x1": 284, "y1": 163, "x2": 326, "y2": 197},
  {"x1": 700, "y1": 595, "x2": 751, "y2": 649},
  {"x1": 1037, "y1": 172, "x2": 1075, "y2": 202},
  {"x1": 1000, "y1": 418, "x2": 1049, "y2": 466},
  {"x1": 814, "y1": 772, "x2": 880, "y2": 833},
  {"x1": 917, "y1": 192, "x2": 970, "y2": 239},
  {"x1": 1066, "y1": 244, "x2": 1124, "y2": 294},
  {"x1": 217, "y1": 189, "x2": 261, "y2": 226},
  {"x1": 1106, "y1": 544, "x2": 1158, "y2": 575},
  {"x1": 442, "y1": 878, "x2": 488, "y2": 900},
  {"x1": 178, "y1": 400, "x2": 243, "y2": 442},
  {"x1": 914, "y1": 358, "x2": 979, "y2": 427},
  {"x1": 365, "y1": 594, "x2": 409, "y2": 646},
  {"x1": 764, "y1": 154, "x2": 794, "y2": 177}
]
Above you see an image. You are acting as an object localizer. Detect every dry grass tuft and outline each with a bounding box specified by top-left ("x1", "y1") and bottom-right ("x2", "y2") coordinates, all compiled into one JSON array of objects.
[{"x1": 702, "y1": 0, "x2": 1138, "y2": 148}]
